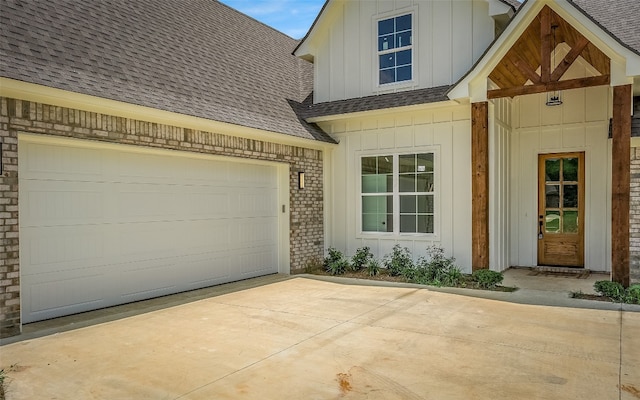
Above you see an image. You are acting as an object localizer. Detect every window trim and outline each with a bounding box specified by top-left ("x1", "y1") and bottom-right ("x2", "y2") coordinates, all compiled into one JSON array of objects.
[
  {"x1": 375, "y1": 11, "x2": 415, "y2": 88},
  {"x1": 357, "y1": 149, "x2": 439, "y2": 238}
]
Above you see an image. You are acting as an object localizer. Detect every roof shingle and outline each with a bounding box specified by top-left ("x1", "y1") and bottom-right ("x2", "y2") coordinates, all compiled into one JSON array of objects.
[{"x1": 0, "y1": 0, "x2": 335, "y2": 143}]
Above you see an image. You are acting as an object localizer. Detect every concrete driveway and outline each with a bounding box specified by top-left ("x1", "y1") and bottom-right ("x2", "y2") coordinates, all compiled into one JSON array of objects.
[{"x1": 1, "y1": 277, "x2": 639, "y2": 399}]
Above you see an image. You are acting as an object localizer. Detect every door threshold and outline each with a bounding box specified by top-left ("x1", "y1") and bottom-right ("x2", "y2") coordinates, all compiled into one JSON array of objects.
[{"x1": 534, "y1": 265, "x2": 589, "y2": 274}]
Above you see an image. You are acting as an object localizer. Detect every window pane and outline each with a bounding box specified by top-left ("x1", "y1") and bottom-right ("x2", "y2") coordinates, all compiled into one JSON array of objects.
[
  {"x1": 362, "y1": 196, "x2": 378, "y2": 213},
  {"x1": 380, "y1": 69, "x2": 394, "y2": 84},
  {"x1": 563, "y1": 184, "x2": 578, "y2": 208},
  {"x1": 396, "y1": 14, "x2": 411, "y2": 31},
  {"x1": 417, "y1": 195, "x2": 433, "y2": 213},
  {"x1": 545, "y1": 185, "x2": 560, "y2": 208},
  {"x1": 400, "y1": 215, "x2": 416, "y2": 232},
  {"x1": 385, "y1": 214, "x2": 394, "y2": 232},
  {"x1": 417, "y1": 215, "x2": 434, "y2": 233},
  {"x1": 563, "y1": 210, "x2": 578, "y2": 233},
  {"x1": 563, "y1": 158, "x2": 578, "y2": 181},
  {"x1": 545, "y1": 158, "x2": 560, "y2": 182},
  {"x1": 399, "y1": 174, "x2": 415, "y2": 192},
  {"x1": 378, "y1": 18, "x2": 394, "y2": 35},
  {"x1": 417, "y1": 153, "x2": 433, "y2": 172},
  {"x1": 396, "y1": 31, "x2": 411, "y2": 48},
  {"x1": 396, "y1": 49, "x2": 411, "y2": 66},
  {"x1": 416, "y1": 173, "x2": 434, "y2": 192},
  {"x1": 379, "y1": 53, "x2": 395, "y2": 69},
  {"x1": 362, "y1": 157, "x2": 377, "y2": 174},
  {"x1": 378, "y1": 34, "x2": 394, "y2": 51},
  {"x1": 378, "y1": 156, "x2": 393, "y2": 173},
  {"x1": 396, "y1": 65, "x2": 412, "y2": 82},
  {"x1": 400, "y1": 195, "x2": 416, "y2": 213},
  {"x1": 545, "y1": 211, "x2": 561, "y2": 233},
  {"x1": 363, "y1": 213, "x2": 383, "y2": 232},
  {"x1": 399, "y1": 154, "x2": 415, "y2": 173}
]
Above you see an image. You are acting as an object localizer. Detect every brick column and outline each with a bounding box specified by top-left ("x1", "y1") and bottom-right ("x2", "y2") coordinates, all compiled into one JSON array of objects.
[{"x1": 0, "y1": 98, "x2": 20, "y2": 338}]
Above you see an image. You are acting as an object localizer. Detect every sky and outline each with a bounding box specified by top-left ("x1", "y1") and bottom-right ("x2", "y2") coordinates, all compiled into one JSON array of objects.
[{"x1": 220, "y1": 0, "x2": 325, "y2": 39}]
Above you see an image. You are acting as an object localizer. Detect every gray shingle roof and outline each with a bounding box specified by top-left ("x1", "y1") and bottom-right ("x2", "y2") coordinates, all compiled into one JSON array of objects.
[
  {"x1": 297, "y1": 86, "x2": 452, "y2": 119},
  {"x1": 568, "y1": 0, "x2": 640, "y2": 55},
  {"x1": 0, "y1": 0, "x2": 335, "y2": 143}
]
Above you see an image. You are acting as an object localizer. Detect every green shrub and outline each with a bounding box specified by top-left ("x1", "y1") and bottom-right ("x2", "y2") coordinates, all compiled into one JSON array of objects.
[
  {"x1": 471, "y1": 269, "x2": 504, "y2": 289},
  {"x1": 594, "y1": 280, "x2": 625, "y2": 301},
  {"x1": 324, "y1": 247, "x2": 349, "y2": 276},
  {"x1": 624, "y1": 284, "x2": 640, "y2": 304},
  {"x1": 407, "y1": 246, "x2": 463, "y2": 287},
  {"x1": 366, "y1": 259, "x2": 381, "y2": 276},
  {"x1": 351, "y1": 247, "x2": 374, "y2": 271},
  {"x1": 383, "y1": 245, "x2": 413, "y2": 276}
]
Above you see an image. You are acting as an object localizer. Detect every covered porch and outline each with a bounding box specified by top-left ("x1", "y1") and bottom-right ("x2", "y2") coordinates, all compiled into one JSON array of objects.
[{"x1": 450, "y1": 1, "x2": 640, "y2": 286}]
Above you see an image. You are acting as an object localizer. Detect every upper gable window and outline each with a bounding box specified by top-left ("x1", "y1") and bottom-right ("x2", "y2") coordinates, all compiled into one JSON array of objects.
[{"x1": 377, "y1": 14, "x2": 412, "y2": 85}]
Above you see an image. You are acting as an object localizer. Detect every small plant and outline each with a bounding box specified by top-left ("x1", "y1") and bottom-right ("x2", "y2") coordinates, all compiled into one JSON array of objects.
[
  {"x1": 406, "y1": 246, "x2": 463, "y2": 287},
  {"x1": 303, "y1": 256, "x2": 323, "y2": 274},
  {"x1": 594, "y1": 280, "x2": 626, "y2": 301},
  {"x1": 624, "y1": 284, "x2": 640, "y2": 304},
  {"x1": 0, "y1": 368, "x2": 5, "y2": 400},
  {"x1": 324, "y1": 247, "x2": 349, "y2": 276},
  {"x1": 366, "y1": 259, "x2": 381, "y2": 276},
  {"x1": 351, "y1": 247, "x2": 374, "y2": 272},
  {"x1": 383, "y1": 245, "x2": 413, "y2": 276},
  {"x1": 471, "y1": 269, "x2": 504, "y2": 289}
]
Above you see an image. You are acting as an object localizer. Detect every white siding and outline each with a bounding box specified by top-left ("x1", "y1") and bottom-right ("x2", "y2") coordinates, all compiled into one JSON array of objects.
[
  {"x1": 321, "y1": 105, "x2": 473, "y2": 271},
  {"x1": 313, "y1": 0, "x2": 496, "y2": 103},
  {"x1": 489, "y1": 97, "x2": 512, "y2": 271}
]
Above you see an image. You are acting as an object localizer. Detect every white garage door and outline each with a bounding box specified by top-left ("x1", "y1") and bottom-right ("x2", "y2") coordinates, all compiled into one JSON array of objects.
[{"x1": 19, "y1": 136, "x2": 282, "y2": 323}]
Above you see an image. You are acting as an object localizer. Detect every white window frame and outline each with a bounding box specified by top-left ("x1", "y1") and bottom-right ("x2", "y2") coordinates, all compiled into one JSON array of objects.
[
  {"x1": 357, "y1": 150, "x2": 438, "y2": 237},
  {"x1": 376, "y1": 12, "x2": 415, "y2": 87}
]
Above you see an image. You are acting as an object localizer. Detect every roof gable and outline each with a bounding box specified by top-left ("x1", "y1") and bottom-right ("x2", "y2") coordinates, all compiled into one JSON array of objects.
[
  {"x1": 0, "y1": 0, "x2": 335, "y2": 143},
  {"x1": 449, "y1": 0, "x2": 640, "y2": 101}
]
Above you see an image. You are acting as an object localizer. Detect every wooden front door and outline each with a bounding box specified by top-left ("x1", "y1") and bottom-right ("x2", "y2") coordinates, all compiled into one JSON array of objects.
[{"x1": 537, "y1": 153, "x2": 585, "y2": 267}]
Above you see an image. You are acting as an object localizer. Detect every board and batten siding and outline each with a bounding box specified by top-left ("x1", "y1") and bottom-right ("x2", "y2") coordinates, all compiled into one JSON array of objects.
[
  {"x1": 507, "y1": 58, "x2": 611, "y2": 271},
  {"x1": 313, "y1": 0, "x2": 495, "y2": 103},
  {"x1": 320, "y1": 105, "x2": 473, "y2": 271},
  {"x1": 489, "y1": 97, "x2": 512, "y2": 271}
]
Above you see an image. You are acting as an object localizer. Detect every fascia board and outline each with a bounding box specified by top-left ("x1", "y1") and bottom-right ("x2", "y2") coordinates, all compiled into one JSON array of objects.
[{"x1": 0, "y1": 78, "x2": 335, "y2": 151}]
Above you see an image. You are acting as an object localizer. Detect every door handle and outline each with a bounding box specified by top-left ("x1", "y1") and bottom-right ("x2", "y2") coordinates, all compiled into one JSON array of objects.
[{"x1": 538, "y1": 215, "x2": 544, "y2": 239}]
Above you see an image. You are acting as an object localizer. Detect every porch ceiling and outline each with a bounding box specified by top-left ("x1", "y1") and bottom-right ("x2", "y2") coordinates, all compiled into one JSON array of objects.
[{"x1": 488, "y1": 5, "x2": 611, "y2": 99}]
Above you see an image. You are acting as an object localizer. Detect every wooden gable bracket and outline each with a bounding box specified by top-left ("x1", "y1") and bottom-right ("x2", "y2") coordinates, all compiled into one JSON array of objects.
[{"x1": 487, "y1": 5, "x2": 610, "y2": 100}]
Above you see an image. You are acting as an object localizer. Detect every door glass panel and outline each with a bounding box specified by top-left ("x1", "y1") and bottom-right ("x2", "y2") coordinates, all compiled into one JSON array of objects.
[
  {"x1": 417, "y1": 153, "x2": 434, "y2": 172},
  {"x1": 545, "y1": 158, "x2": 560, "y2": 181},
  {"x1": 563, "y1": 158, "x2": 579, "y2": 181},
  {"x1": 545, "y1": 211, "x2": 561, "y2": 233},
  {"x1": 545, "y1": 185, "x2": 560, "y2": 208},
  {"x1": 416, "y1": 173, "x2": 434, "y2": 192},
  {"x1": 563, "y1": 210, "x2": 578, "y2": 233},
  {"x1": 563, "y1": 184, "x2": 578, "y2": 208}
]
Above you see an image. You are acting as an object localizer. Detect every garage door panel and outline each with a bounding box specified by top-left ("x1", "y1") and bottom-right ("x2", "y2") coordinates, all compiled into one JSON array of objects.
[
  {"x1": 22, "y1": 226, "x2": 105, "y2": 272},
  {"x1": 21, "y1": 181, "x2": 105, "y2": 226},
  {"x1": 118, "y1": 260, "x2": 179, "y2": 299},
  {"x1": 20, "y1": 138, "x2": 283, "y2": 323},
  {"x1": 180, "y1": 253, "x2": 232, "y2": 289},
  {"x1": 26, "y1": 273, "x2": 107, "y2": 319},
  {"x1": 23, "y1": 143, "x2": 104, "y2": 181}
]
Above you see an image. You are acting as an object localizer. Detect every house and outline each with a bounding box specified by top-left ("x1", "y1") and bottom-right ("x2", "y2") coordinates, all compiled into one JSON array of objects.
[{"x1": 1, "y1": 0, "x2": 639, "y2": 338}]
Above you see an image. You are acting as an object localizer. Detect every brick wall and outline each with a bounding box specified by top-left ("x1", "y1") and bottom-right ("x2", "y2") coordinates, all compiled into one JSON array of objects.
[
  {"x1": 631, "y1": 147, "x2": 640, "y2": 284},
  {"x1": 0, "y1": 97, "x2": 325, "y2": 338}
]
